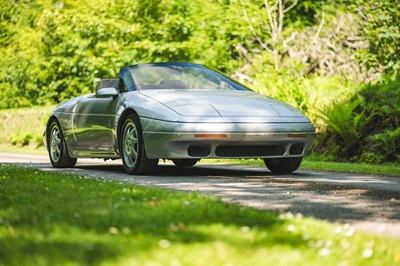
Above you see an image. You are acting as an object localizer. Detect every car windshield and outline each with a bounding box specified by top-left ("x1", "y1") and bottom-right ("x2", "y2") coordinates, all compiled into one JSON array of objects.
[{"x1": 127, "y1": 63, "x2": 249, "y2": 91}]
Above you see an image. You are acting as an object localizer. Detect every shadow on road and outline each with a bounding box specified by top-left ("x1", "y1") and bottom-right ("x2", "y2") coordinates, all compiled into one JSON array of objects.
[
  {"x1": 73, "y1": 163, "x2": 309, "y2": 178},
  {"x1": 16, "y1": 161, "x2": 312, "y2": 178}
]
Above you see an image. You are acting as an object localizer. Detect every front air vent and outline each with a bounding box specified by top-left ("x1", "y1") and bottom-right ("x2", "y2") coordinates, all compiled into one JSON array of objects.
[
  {"x1": 289, "y1": 143, "x2": 304, "y2": 155},
  {"x1": 215, "y1": 145, "x2": 286, "y2": 157},
  {"x1": 188, "y1": 145, "x2": 211, "y2": 157}
]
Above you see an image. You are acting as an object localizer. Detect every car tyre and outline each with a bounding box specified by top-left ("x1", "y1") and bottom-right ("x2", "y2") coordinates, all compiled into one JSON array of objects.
[
  {"x1": 172, "y1": 159, "x2": 198, "y2": 167},
  {"x1": 121, "y1": 114, "x2": 158, "y2": 175},
  {"x1": 48, "y1": 120, "x2": 77, "y2": 168},
  {"x1": 263, "y1": 157, "x2": 302, "y2": 173}
]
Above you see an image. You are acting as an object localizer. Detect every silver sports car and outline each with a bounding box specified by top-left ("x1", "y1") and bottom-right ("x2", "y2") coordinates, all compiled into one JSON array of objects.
[{"x1": 45, "y1": 62, "x2": 314, "y2": 174}]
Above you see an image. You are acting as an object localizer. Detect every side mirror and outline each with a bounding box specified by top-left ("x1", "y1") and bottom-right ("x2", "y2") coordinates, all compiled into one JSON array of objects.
[{"x1": 95, "y1": 87, "x2": 119, "y2": 98}]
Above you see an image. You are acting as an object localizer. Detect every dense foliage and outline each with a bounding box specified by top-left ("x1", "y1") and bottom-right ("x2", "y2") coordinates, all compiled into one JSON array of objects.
[
  {"x1": 316, "y1": 75, "x2": 400, "y2": 163},
  {"x1": 0, "y1": 0, "x2": 249, "y2": 107},
  {"x1": 349, "y1": 0, "x2": 400, "y2": 73},
  {"x1": 0, "y1": 0, "x2": 399, "y2": 162}
]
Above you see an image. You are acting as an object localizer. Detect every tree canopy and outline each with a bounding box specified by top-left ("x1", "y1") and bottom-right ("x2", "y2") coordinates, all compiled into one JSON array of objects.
[{"x1": 1, "y1": 0, "x2": 398, "y2": 108}]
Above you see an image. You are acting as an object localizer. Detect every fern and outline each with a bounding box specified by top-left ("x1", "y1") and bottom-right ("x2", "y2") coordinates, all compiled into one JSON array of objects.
[
  {"x1": 316, "y1": 74, "x2": 400, "y2": 162},
  {"x1": 368, "y1": 128, "x2": 400, "y2": 161}
]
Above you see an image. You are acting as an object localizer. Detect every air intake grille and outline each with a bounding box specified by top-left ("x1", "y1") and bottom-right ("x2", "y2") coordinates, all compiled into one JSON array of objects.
[{"x1": 215, "y1": 145, "x2": 286, "y2": 157}]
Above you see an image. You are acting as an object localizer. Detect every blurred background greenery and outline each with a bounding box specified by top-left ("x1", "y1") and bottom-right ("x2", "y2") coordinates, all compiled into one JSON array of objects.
[{"x1": 0, "y1": 0, "x2": 399, "y2": 163}]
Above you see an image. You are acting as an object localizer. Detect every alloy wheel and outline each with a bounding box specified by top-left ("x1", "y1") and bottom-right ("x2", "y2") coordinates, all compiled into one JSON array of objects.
[
  {"x1": 50, "y1": 126, "x2": 61, "y2": 162},
  {"x1": 123, "y1": 121, "x2": 139, "y2": 168}
]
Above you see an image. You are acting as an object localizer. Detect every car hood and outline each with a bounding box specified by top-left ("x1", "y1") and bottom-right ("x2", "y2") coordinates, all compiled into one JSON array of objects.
[{"x1": 140, "y1": 89, "x2": 305, "y2": 118}]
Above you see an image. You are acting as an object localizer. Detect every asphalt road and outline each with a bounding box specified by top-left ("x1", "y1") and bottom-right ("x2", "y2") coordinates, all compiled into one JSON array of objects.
[{"x1": 1, "y1": 153, "x2": 399, "y2": 238}]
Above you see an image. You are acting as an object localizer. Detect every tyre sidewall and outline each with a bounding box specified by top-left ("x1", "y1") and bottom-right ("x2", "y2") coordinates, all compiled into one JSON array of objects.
[
  {"x1": 173, "y1": 159, "x2": 198, "y2": 167},
  {"x1": 264, "y1": 157, "x2": 302, "y2": 173},
  {"x1": 48, "y1": 121, "x2": 62, "y2": 167},
  {"x1": 48, "y1": 120, "x2": 76, "y2": 168}
]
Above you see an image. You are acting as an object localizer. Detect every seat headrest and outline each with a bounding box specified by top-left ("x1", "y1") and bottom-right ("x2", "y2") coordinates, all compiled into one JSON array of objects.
[{"x1": 159, "y1": 79, "x2": 186, "y2": 89}]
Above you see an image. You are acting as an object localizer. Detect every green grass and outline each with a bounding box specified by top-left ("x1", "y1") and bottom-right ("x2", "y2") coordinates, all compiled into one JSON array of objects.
[
  {"x1": 1, "y1": 164, "x2": 400, "y2": 265},
  {"x1": 0, "y1": 144, "x2": 47, "y2": 155},
  {"x1": 206, "y1": 158, "x2": 400, "y2": 176},
  {"x1": 301, "y1": 159, "x2": 400, "y2": 176}
]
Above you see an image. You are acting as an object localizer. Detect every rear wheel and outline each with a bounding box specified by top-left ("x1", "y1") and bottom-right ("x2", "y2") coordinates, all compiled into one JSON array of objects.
[
  {"x1": 121, "y1": 114, "x2": 158, "y2": 175},
  {"x1": 172, "y1": 159, "x2": 198, "y2": 167},
  {"x1": 48, "y1": 120, "x2": 77, "y2": 168},
  {"x1": 263, "y1": 157, "x2": 302, "y2": 173}
]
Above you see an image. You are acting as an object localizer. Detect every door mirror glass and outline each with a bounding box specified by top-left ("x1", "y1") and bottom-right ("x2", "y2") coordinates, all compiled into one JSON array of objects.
[{"x1": 95, "y1": 87, "x2": 119, "y2": 98}]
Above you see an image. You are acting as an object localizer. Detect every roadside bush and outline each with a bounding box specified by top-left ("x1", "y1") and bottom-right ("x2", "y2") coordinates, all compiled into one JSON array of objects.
[
  {"x1": 34, "y1": 135, "x2": 45, "y2": 148},
  {"x1": 9, "y1": 133, "x2": 44, "y2": 148},
  {"x1": 366, "y1": 128, "x2": 400, "y2": 163},
  {"x1": 315, "y1": 75, "x2": 400, "y2": 162},
  {"x1": 10, "y1": 134, "x2": 33, "y2": 147}
]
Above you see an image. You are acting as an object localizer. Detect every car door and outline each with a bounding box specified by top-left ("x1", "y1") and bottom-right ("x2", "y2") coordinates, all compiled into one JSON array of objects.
[{"x1": 71, "y1": 94, "x2": 119, "y2": 156}]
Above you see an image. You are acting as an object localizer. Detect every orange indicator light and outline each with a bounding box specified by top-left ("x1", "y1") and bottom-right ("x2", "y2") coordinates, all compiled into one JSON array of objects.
[
  {"x1": 195, "y1": 134, "x2": 227, "y2": 139},
  {"x1": 288, "y1": 133, "x2": 307, "y2": 138}
]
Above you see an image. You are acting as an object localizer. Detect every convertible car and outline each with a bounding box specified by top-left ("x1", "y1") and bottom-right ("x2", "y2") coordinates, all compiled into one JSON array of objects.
[{"x1": 44, "y1": 62, "x2": 314, "y2": 174}]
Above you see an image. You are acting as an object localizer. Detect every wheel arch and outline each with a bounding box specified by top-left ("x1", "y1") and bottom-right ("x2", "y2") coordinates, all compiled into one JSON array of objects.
[
  {"x1": 45, "y1": 115, "x2": 60, "y2": 151},
  {"x1": 45, "y1": 115, "x2": 75, "y2": 159},
  {"x1": 116, "y1": 108, "x2": 140, "y2": 154}
]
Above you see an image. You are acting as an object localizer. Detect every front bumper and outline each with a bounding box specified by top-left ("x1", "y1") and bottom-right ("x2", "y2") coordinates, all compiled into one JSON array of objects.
[{"x1": 140, "y1": 118, "x2": 315, "y2": 159}]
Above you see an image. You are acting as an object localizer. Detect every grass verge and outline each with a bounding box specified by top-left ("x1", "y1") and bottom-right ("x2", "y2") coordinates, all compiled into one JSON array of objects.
[
  {"x1": 206, "y1": 158, "x2": 400, "y2": 177},
  {"x1": 1, "y1": 163, "x2": 400, "y2": 265},
  {"x1": 0, "y1": 144, "x2": 47, "y2": 155},
  {"x1": 301, "y1": 159, "x2": 400, "y2": 176},
  {"x1": 0, "y1": 106, "x2": 53, "y2": 152}
]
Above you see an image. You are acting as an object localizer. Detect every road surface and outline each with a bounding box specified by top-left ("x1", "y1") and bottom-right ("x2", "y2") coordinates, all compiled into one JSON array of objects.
[{"x1": 1, "y1": 153, "x2": 399, "y2": 238}]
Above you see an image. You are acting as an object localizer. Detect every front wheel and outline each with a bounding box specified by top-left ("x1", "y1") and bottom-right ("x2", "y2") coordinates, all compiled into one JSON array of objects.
[
  {"x1": 48, "y1": 120, "x2": 77, "y2": 168},
  {"x1": 121, "y1": 114, "x2": 158, "y2": 175},
  {"x1": 263, "y1": 157, "x2": 302, "y2": 173}
]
